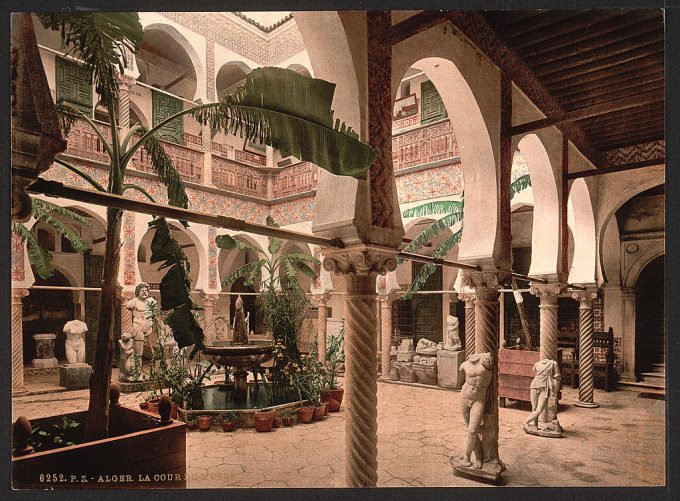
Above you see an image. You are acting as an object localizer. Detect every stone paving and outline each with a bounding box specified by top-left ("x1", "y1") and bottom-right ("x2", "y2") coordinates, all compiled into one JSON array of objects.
[{"x1": 12, "y1": 379, "x2": 665, "y2": 488}]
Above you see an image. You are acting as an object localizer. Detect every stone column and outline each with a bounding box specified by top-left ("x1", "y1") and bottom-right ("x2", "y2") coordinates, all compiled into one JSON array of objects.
[
  {"x1": 323, "y1": 246, "x2": 398, "y2": 487},
  {"x1": 463, "y1": 272, "x2": 507, "y2": 471},
  {"x1": 313, "y1": 293, "x2": 330, "y2": 364},
  {"x1": 201, "y1": 124, "x2": 213, "y2": 186},
  {"x1": 573, "y1": 290, "x2": 599, "y2": 408},
  {"x1": 530, "y1": 283, "x2": 567, "y2": 362},
  {"x1": 116, "y1": 75, "x2": 136, "y2": 129},
  {"x1": 120, "y1": 290, "x2": 135, "y2": 337},
  {"x1": 620, "y1": 288, "x2": 637, "y2": 382},
  {"x1": 12, "y1": 288, "x2": 29, "y2": 395},
  {"x1": 458, "y1": 292, "x2": 476, "y2": 360},
  {"x1": 378, "y1": 293, "x2": 394, "y2": 378},
  {"x1": 202, "y1": 293, "x2": 219, "y2": 345}
]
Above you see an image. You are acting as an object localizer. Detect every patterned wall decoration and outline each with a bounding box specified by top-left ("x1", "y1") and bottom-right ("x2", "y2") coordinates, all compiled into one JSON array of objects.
[
  {"x1": 208, "y1": 226, "x2": 218, "y2": 289},
  {"x1": 211, "y1": 155, "x2": 266, "y2": 198},
  {"x1": 392, "y1": 114, "x2": 421, "y2": 132},
  {"x1": 395, "y1": 162, "x2": 464, "y2": 204},
  {"x1": 272, "y1": 162, "x2": 318, "y2": 198},
  {"x1": 420, "y1": 80, "x2": 447, "y2": 125},
  {"x1": 270, "y1": 196, "x2": 315, "y2": 225},
  {"x1": 206, "y1": 39, "x2": 215, "y2": 101},
  {"x1": 11, "y1": 229, "x2": 25, "y2": 282},
  {"x1": 511, "y1": 151, "x2": 530, "y2": 181},
  {"x1": 602, "y1": 140, "x2": 665, "y2": 168},
  {"x1": 268, "y1": 25, "x2": 307, "y2": 65},
  {"x1": 152, "y1": 90, "x2": 184, "y2": 144},
  {"x1": 122, "y1": 212, "x2": 136, "y2": 286},
  {"x1": 56, "y1": 56, "x2": 92, "y2": 116},
  {"x1": 392, "y1": 119, "x2": 460, "y2": 172},
  {"x1": 311, "y1": 245, "x2": 321, "y2": 289}
]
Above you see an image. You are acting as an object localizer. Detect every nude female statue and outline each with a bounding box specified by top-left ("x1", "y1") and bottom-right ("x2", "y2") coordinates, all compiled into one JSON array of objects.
[{"x1": 459, "y1": 352, "x2": 494, "y2": 468}]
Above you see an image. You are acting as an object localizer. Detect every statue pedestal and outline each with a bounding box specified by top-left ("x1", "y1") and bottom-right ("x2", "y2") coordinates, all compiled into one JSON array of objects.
[
  {"x1": 59, "y1": 363, "x2": 91, "y2": 390},
  {"x1": 413, "y1": 363, "x2": 438, "y2": 385},
  {"x1": 450, "y1": 456, "x2": 505, "y2": 484},
  {"x1": 393, "y1": 362, "x2": 416, "y2": 382},
  {"x1": 118, "y1": 380, "x2": 156, "y2": 394},
  {"x1": 522, "y1": 421, "x2": 563, "y2": 438},
  {"x1": 437, "y1": 350, "x2": 465, "y2": 389},
  {"x1": 31, "y1": 333, "x2": 58, "y2": 368}
]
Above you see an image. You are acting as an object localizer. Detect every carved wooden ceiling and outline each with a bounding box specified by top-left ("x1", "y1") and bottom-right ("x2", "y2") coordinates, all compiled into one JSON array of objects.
[{"x1": 483, "y1": 9, "x2": 664, "y2": 153}]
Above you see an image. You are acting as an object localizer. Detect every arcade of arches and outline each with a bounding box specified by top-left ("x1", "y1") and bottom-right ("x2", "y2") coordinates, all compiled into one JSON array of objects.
[{"x1": 11, "y1": 10, "x2": 665, "y2": 488}]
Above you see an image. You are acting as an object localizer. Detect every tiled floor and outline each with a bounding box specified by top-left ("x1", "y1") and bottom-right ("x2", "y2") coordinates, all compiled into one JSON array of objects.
[{"x1": 12, "y1": 375, "x2": 665, "y2": 488}]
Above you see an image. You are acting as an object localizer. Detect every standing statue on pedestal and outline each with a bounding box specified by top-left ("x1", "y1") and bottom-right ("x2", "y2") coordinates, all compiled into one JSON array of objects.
[
  {"x1": 232, "y1": 296, "x2": 250, "y2": 344},
  {"x1": 523, "y1": 359, "x2": 563, "y2": 437},
  {"x1": 118, "y1": 332, "x2": 142, "y2": 382},
  {"x1": 126, "y1": 282, "x2": 157, "y2": 356},
  {"x1": 63, "y1": 319, "x2": 88, "y2": 364},
  {"x1": 444, "y1": 315, "x2": 462, "y2": 351},
  {"x1": 458, "y1": 353, "x2": 494, "y2": 469}
]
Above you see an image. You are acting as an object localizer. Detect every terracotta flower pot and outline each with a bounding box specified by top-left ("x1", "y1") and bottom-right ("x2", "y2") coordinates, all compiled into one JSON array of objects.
[
  {"x1": 330, "y1": 388, "x2": 344, "y2": 409},
  {"x1": 222, "y1": 420, "x2": 237, "y2": 432},
  {"x1": 139, "y1": 402, "x2": 149, "y2": 411},
  {"x1": 254, "y1": 410, "x2": 276, "y2": 432},
  {"x1": 297, "y1": 406, "x2": 314, "y2": 424},
  {"x1": 272, "y1": 416, "x2": 282, "y2": 428},
  {"x1": 281, "y1": 415, "x2": 293, "y2": 427},
  {"x1": 313, "y1": 403, "x2": 327, "y2": 420},
  {"x1": 322, "y1": 391, "x2": 341, "y2": 412},
  {"x1": 198, "y1": 415, "x2": 212, "y2": 431},
  {"x1": 147, "y1": 398, "x2": 160, "y2": 416},
  {"x1": 170, "y1": 402, "x2": 179, "y2": 420}
]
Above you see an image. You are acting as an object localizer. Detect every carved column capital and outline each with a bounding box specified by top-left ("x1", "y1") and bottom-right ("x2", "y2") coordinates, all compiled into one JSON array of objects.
[
  {"x1": 116, "y1": 73, "x2": 136, "y2": 90},
  {"x1": 12, "y1": 287, "x2": 29, "y2": 303},
  {"x1": 529, "y1": 283, "x2": 567, "y2": 304},
  {"x1": 323, "y1": 245, "x2": 398, "y2": 295},
  {"x1": 313, "y1": 292, "x2": 331, "y2": 305},
  {"x1": 571, "y1": 289, "x2": 598, "y2": 306},
  {"x1": 463, "y1": 271, "x2": 511, "y2": 294},
  {"x1": 457, "y1": 292, "x2": 476, "y2": 303},
  {"x1": 202, "y1": 293, "x2": 220, "y2": 305}
]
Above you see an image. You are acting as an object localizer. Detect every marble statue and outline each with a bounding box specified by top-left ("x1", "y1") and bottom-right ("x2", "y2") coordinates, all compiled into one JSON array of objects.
[
  {"x1": 126, "y1": 282, "x2": 157, "y2": 356},
  {"x1": 459, "y1": 353, "x2": 494, "y2": 469},
  {"x1": 215, "y1": 316, "x2": 229, "y2": 341},
  {"x1": 523, "y1": 359, "x2": 563, "y2": 437},
  {"x1": 118, "y1": 332, "x2": 141, "y2": 382},
  {"x1": 158, "y1": 321, "x2": 179, "y2": 357},
  {"x1": 444, "y1": 315, "x2": 462, "y2": 351},
  {"x1": 63, "y1": 319, "x2": 87, "y2": 364},
  {"x1": 232, "y1": 296, "x2": 249, "y2": 344},
  {"x1": 415, "y1": 337, "x2": 442, "y2": 355}
]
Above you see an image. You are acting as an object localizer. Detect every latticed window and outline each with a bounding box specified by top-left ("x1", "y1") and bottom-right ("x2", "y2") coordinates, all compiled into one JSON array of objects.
[
  {"x1": 152, "y1": 89, "x2": 184, "y2": 144},
  {"x1": 420, "y1": 80, "x2": 447, "y2": 125},
  {"x1": 56, "y1": 56, "x2": 92, "y2": 116}
]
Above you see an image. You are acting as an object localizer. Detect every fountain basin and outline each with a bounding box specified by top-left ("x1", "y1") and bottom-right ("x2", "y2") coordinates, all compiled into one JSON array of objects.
[{"x1": 202, "y1": 340, "x2": 274, "y2": 369}]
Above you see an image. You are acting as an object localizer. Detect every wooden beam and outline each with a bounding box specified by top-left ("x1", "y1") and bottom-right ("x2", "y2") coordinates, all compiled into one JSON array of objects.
[
  {"x1": 597, "y1": 132, "x2": 665, "y2": 151},
  {"x1": 564, "y1": 80, "x2": 664, "y2": 110},
  {"x1": 554, "y1": 67, "x2": 664, "y2": 100},
  {"x1": 397, "y1": 251, "x2": 481, "y2": 272},
  {"x1": 500, "y1": 11, "x2": 584, "y2": 40},
  {"x1": 25, "y1": 178, "x2": 345, "y2": 249},
  {"x1": 589, "y1": 122, "x2": 665, "y2": 143},
  {"x1": 566, "y1": 158, "x2": 664, "y2": 180},
  {"x1": 509, "y1": 90, "x2": 663, "y2": 136},
  {"x1": 389, "y1": 11, "x2": 447, "y2": 46}
]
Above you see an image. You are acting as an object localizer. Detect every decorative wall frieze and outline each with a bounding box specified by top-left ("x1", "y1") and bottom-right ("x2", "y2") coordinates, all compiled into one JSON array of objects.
[{"x1": 602, "y1": 140, "x2": 664, "y2": 168}]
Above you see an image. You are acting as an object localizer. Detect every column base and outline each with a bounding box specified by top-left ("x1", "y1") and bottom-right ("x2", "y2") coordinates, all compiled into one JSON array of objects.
[{"x1": 574, "y1": 401, "x2": 600, "y2": 408}]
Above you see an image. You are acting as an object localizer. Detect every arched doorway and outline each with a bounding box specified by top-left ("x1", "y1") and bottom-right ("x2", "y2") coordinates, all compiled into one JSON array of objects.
[{"x1": 635, "y1": 255, "x2": 665, "y2": 379}]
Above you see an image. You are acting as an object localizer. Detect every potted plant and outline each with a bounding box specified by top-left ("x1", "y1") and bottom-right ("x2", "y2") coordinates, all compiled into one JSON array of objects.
[
  {"x1": 254, "y1": 409, "x2": 276, "y2": 432},
  {"x1": 197, "y1": 415, "x2": 212, "y2": 432},
  {"x1": 218, "y1": 412, "x2": 238, "y2": 432},
  {"x1": 281, "y1": 411, "x2": 296, "y2": 427},
  {"x1": 322, "y1": 328, "x2": 345, "y2": 412},
  {"x1": 184, "y1": 414, "x2": 198, "y2": 431},
  {"x1": 297, "y1": 405, "x2": 314, "y2": 424}
]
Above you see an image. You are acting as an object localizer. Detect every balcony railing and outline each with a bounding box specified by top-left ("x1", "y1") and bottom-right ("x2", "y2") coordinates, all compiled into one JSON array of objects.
[
  {"x1": 63, "y1": 119, "x2": 113, "y2": 164},
  {"x1": 211, "y1": 155, "x2": 265, "y2": 198},
  {"x1": 272, "y1": 162, "x2": 318, "y2": 198},
  {"x1": 392, "y1": 119, "x2": 460, "y2": 172},
  {"x1": 130, "y1": 137, "x2": 204, "y2": 184}
]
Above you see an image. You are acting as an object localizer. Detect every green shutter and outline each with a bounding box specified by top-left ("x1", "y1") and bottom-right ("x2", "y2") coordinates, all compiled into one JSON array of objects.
[
  {"x1": 152, "y1": 90, "x2": 184, "y2": 144},
  {"x1": 56, "y1": 57, "x2": 93, "y2": 116},
  {"x1": 420, "y1": 80, "x2": 448, "y2": 125}
]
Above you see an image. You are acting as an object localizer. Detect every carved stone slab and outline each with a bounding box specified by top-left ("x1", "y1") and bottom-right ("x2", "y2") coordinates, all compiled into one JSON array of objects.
[
  {"x1": 450, "y1": 456, "x2": 504, "y2": 484},
  {"x1": 437, "y1": 349, "x2": 465, "y2": 389}
]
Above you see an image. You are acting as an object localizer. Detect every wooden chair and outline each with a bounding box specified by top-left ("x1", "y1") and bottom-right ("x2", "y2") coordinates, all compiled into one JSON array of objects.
[{"x1": 557, "y1": 327, "x2": 617, "y2": 392}]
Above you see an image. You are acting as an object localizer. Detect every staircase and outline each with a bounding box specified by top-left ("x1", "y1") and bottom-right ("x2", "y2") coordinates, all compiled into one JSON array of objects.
[{"x1": 619, "y1": 359, "x2": 665, "y2": 395}]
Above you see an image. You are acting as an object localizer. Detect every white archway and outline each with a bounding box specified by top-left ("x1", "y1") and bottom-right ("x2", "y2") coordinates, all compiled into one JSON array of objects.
[{"x1": 567, "y1": 178, "x2": 597, "y2": 284}]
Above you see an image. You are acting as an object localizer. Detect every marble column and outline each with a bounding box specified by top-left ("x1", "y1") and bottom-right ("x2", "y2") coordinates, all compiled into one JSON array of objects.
[
  {"x1": 378, "y1": 293, "x2": 394, "y2": 378},
  {"x1": 202, "y1": 293, "x2": 219, "y2": 345},
  {"x1": 323, "y1": 246, "x2": 397, "y2": 487},
  {"x1": 530, "y1": 283, "x2": 567, "y2": 362},
  {"x1": 116, "y1": 74, "x2": 136, "y2": 129},
  {"x1": 458, "y1": 292, "x2": 476, "y2": 360},
  {"x1": 620, "y1": 288, "x2": 637, "y2": 382},
  {"x1": 12, "y1": 288, "x2": 29, "y2": 395},
  {"x1": 120, "y1": 290, "x2": 135, "y2": 337},
  {"x1": 201, "y1": 124, "x2": 213, "y2": 186},
  {"x1": 313, "y1": 293, "x2": 330, "y2": 364},
  {"x1": 463, "y1": 272, "x2": 507, "y2": 471},
  {"x1": 573, "y1": 290, "x2": 599, "y2": 408}
]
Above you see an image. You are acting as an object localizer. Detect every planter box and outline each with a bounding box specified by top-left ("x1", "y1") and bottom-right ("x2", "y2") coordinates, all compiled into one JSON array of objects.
[{"x1": 12, "y1": 405, "x2": 186, "y2": 489}]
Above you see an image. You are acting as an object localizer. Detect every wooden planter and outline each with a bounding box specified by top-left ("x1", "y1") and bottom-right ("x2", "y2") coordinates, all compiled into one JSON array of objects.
[{"x1": 12, "y1": 406, "x2": 186, "y2": 489}]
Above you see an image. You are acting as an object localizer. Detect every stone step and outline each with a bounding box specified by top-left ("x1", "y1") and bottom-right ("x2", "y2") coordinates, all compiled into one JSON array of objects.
[
  {"x1": 640, "y1": 373, "x2": 665, "y2": 383},
  {"x1": 619, "y1": 379, "x2": 665, "y2": 392}
]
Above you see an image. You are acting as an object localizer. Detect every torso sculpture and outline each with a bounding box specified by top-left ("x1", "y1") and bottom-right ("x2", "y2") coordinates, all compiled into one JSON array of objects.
[
  {"x1": 126, "y1": 283, "x2": 157, "y2": 356},
  {"x1": 459, "y1": 353, "x2": 494, "y2": 469},
  {"x1": 523, "y1": 359, "x2": 562, "y2": 435},
  {"x1": 444, "y1": 315, "x2": 461, "y2": 351},
  {"x1": 232, "y1": 296, "x2": 249, "y2": 345},
  {"x1": 118, "y1": 332, "x2": 141, "y2": 382},
  {"x1": 63, "y1": 319, "x2": 87, "y2": 364}
]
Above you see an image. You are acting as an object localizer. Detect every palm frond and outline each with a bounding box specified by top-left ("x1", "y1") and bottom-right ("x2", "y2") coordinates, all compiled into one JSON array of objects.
[
  {"x1": 402, "y1": 200, "x2": 464, "y2": 218},
  {"x1": 221, "y1": 261, "x2": 263, "y2": 289},
  {"x1": 215, "y1": 234, "x2": 262, "y2": 255},
  {"x1": 31, "y1": 201, "x2": 89, "y2": 254},
  {"x1": 39, "y1": 13, "x2": 143, "y2": 104},
  {"x1": 136, "y1": 125, "x2": 190, "y2": 209},
  {"x1": 280, "y1": 258, "x2": 304, "y2": 296},
  {"x1": 266, "y1": 216, "x2": 282, "y2": 255},
  {"x1": 14, "y1": 223, "x2": 54, "y2": 279},
  {"x1": 281, "y1": 254, "x2": 318, "y2": 280},
  {"x1": 510, "y1": 174, "x2": 532, "y2": 199},
  {"x1": 191, "y1": 67, "x2": 376, "y2": 180},
  {"x1": 402, "y1": 211, "x2": 464, "y2": 256},
  {"x1": 54, "y1": 157, "x2": 106, "y2": 192},
  {"x1": 400, "y1": 263, "x2": 437, "y2": 301},
  {"x1": 122, "y1": 184, "x2": 156, "y2": 203},
  {"x1": 55, "y1": 103, "x2": 112, "y2": 158},
  {"x1": 432, "y1": 227, "x2": 463, "y2": 259}
]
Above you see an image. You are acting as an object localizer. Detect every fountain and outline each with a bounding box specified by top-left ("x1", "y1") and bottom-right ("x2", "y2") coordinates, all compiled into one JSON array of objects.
[{"x1": 201, "y1": 296, "x2": 274, "y2": 404}]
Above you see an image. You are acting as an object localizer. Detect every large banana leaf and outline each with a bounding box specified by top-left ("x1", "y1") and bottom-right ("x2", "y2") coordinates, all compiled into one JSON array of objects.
[
  {"x1": 31, "y1": 199, "x2": 90, "y2": 254},
  {"x1": 215, "y1": 234, "x2": 262, "y2": 255},
  {"x1": 510, "y1": 174, "x2": 532, "y2": 198},
  {"x1": 14, "y1": 223, "x2": 53, "y2": 279},
  {"x1": 402, "y1": 200, "x2": 464, "y2": 218},
  {"x1": 39, "y1": 13, "x2": 143, "y2": 103},
  {"x1": 191, "y1": 67, "x2": 376, "y2": 180}
]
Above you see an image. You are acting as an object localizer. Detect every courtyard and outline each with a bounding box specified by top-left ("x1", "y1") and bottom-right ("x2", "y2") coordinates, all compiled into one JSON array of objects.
[{"x1": 12, "y1": 378, "x2": 665, "y2": 488}]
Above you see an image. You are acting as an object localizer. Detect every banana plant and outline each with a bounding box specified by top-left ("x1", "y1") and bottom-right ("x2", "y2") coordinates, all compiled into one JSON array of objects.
[
  {"x1": 400, "y1": 174, "x2": 532, "y2": 299},
  {"x1": 13, "y1": 198, "x2": 90, "y2": 280},
  {"x1": 38, "y1": 12, "x2": 376, "y2": 441}
]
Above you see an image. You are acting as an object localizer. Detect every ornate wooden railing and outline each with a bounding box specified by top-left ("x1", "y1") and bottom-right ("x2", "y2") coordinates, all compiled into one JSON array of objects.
[
  {"x1": 211, "y1": 155, "x2": 265, "y2": 198},
  {"x1": 272, "y1": 162, "x2": 318, "y2": 198},
  {"x1": 391, "y1": 119, "x2": 460, "y2": 171},
  {"x1": 63, "y1": 119, "x2": 113, "y2": 164}
]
